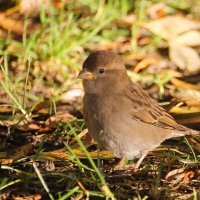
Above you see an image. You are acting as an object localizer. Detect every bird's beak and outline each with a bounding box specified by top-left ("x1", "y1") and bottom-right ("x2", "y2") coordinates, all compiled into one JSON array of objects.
[{"x1": 77, "y1": 69, "x2": 94, "y2": 80}]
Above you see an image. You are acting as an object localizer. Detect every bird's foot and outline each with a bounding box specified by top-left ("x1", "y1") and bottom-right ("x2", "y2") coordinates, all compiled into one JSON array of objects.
[{"x1": 129, "y1": 163, "x2": 139, "y2": 172}]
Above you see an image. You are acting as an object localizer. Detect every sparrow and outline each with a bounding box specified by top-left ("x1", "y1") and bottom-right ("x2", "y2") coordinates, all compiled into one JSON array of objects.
[{"x1": 78, "y1": 50, "x2": 199, "y2": 170}]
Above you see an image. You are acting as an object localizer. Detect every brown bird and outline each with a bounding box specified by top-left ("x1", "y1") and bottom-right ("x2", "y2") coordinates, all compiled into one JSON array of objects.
[{"x1": 78, "y1": 50, "x2": 199, "y2": 171}]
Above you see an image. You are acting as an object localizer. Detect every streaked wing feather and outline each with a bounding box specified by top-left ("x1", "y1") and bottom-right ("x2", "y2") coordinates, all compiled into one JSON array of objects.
[{"x1": 127, "y1": 83, "x2": 186, "y2": 131}]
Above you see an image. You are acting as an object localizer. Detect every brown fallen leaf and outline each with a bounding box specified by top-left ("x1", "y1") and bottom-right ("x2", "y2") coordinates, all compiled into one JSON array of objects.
[
  {"x1": 69, "y1": 129, "x2": 88, "y2": 146},
  {"x1": 165, "y1": 167, "x2": 195, "y2": 189},
  {"x1": 61, "y1": 88, "x2": 84, "y2": 102},
  {"x1": 138, "y1": 37, "x2": 151, "y2": 46},
  {"x1": 38, "y1": 126, "x2": 53, "y2": 133},
  {"x1": 173, "y1": 31, "x2": 200, "y2": 47},
  {"x1": 52, "y1": 0, "x2": 66, "y2": 9},
  {"x1": 0, "y1": 158, "x2": 13, "y2": 165},
  {"x1": 0, "y1": 120, "x2": 17, "y2": 127},
  {"x1": 121, "y1": 14, "x2": 136, "y2": 26},
  {"x1": 33, "y1": 59, "x2": 70, "y2": 83},
  {"x1": 11, "y1": 143, "x2": 33, "y2": 161},
  {"x1": 45, "y1": 111, "x2": 76, "y2": 128},
  {"x1": 134, "y1": 57, "x2": 158, "y2": 73},
  {"x1": 169, "y1": 43, "x2": 200, "y2": 72},
  {"x1": 33, "y1": 101, "x2": 50, "y2": 113},
  {"x1": 21, "y1": 0, "x2": 50, "y2": 13},
  {"x1": 174, "y1": 89, "x2": 200, "y2": 107},
  {"x1": 171, "y1": 78, "x2": 200, "y2": 90},
  {"x1": 17, "y1": 121, "x2": 41, "y2": 132},
  {"x1": 169, "y1": 95, "x2": 200, "y2": 126},
  {"x1": 0, "y1": 14, "x2": 25, "y2": 35},
  {"x1": 171, "y1": 107, "x2": 200, "y2": 132},
  {"x1": 3, "y1": 5, "x2": 21, "y2": 16},
  {"x1": 177, "y1": 117, "x2": 200, "y2": 126},
  {"x1": 145, "y1": 16, "x2": 200, "y2": 73},
  {"x1": 145, "y1": 15, "x2": 200, "y2": 41},
  {"x1": 187, "y1": 138, "x2": 200, "y2": 153},
  {"x1": 124, "y1": 52, "x2": 145, "y2": 63},
  {"x1": 0, "y1": 143, "x2": 33, "y2": 164},
  {"x1": 147, "y1": 2, "x2": 167, "y2": 19},
  {"x1": 89, "y1": 37, "x2": 131, "y2": 53},
  {"x1": 0, "y1": 106, "x2": 13, "y2": 114},
  {"x1": 14, "y1": 194, "x2": 42, "y2": 200},
  {"x1": 70, "y1": 129, "x2": 96, "y2": 149}
]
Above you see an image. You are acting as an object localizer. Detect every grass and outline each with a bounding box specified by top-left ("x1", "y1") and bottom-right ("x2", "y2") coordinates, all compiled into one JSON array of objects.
[{"x1": 0, "y1": 0, "x2": 200, "y2": 199}]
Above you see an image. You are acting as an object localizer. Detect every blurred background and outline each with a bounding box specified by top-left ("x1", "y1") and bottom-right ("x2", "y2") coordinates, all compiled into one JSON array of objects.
[{"x1": 0, "y1": 0, "x2": 200, "y2": 199}]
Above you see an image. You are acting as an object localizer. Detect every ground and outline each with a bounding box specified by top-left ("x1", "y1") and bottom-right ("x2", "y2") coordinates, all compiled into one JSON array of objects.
[{"x1": 0, "y1": 0, "x2": 200, "y2": 199}]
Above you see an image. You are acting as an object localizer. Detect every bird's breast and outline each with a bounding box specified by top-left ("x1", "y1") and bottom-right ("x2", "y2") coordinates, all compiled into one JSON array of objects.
[{"x1": 83, "y1": 93, "x2": 136, "y2": 154}]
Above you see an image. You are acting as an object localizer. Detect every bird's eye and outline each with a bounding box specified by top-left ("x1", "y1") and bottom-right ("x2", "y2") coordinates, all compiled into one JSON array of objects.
[{"x1": 99, "y1": 68, "x2": 105, "y2": 74}]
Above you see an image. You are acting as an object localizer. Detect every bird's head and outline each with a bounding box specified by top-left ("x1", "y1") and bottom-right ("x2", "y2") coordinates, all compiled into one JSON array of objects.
[{"x1": 78, "y1": 51, "x2": 128, "y2": 94}]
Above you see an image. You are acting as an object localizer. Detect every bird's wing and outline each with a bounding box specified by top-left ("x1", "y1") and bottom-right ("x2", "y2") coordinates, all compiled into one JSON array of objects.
[{"x1": 127, "y1": 82, "x2": 186, "y2": 131}]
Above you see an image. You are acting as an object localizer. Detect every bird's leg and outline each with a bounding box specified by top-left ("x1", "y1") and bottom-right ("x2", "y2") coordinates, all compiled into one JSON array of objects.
[
  {"x1": 114, "y1": 157, "x2": 126, "y2": 169},
  {"x1": 103, "y1": 157, "x2": 126, "y2": 170},
  {"x1": 131, "y1": 153, "x2": 147, "y2": 172}
]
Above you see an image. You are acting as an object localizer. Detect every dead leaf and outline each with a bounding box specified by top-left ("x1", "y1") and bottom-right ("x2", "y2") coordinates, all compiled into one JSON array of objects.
[
  {"x1": 172, "y1": 111, "x2": 200, "y2": 126},
  {"x1": 43, "y1": 161, "x2": 55, "y2": 171},
  {"x1": 0, "y1": 120, "x2": 17, "y2": 127},
  {"x1": 124, "y1": 52, "x2": 145, "y2": 61},
  {"x1": 4, "y1": 5, "x2": 21, "y2": 16},
  {"x1": 174, "y1": 89, "x2": 200, "y2": 107},
  {"x1": 52, "y1": 0, "x2": 66, "y2": 9},
  {"x1": 0, "y1": 158, "x2": 13, "y2": 165},
  {"x1": 171, "y1": 78, "x2": 200, "y2": 90},
  {"x1": 134, "y1": 57, "x2": 158, "y2": 73},
  {"x1": 173, "y1": 31, "x2": 200, "y2": 47},
  {"x1": 12, "y1": 143, "x2": 33, "y2": 161},
  {"x1": 38, "y1": 126, "x2": 52, "y2": 133},
  {"x1": 89, "y1": 37, "x2": 131, "y2": 52},
  {"x1": 62, "y1": 88, "x2": 84, "y2": 102},
  {"x1": 33, "y1": 59, "x2": 69, "y2": 83},
  {"x1": 187, "y1": 138, "x2": 200, "y2": 153},
  {"x1": 33, "y1": 101, "x2": 50, "y2": 113},
  {"x1": 147, "y1": 3, "x2": 166, "y2": 19},
  {"x1": 0, "y1": 143, "x2": 33, "y2": 164},
  {"x1": 69, "y1": 129, "x2": 88, "y2": 146},
  {"x1": 0, "y1": 14, "x2": 25, "y2": 35},
  {"x1": 14, "y1": 194, "x2": 42, "y2": 200},
  {"x1": 145, "y1": 15, "x2": 200, "y2": 41},
  {"x1": 165, "y1": 167, "x2": 195, "y2": 189},
  {"x1": 45, "y1": 111, "x2": 75, "y2": 128},
  {"x1": 0, "y1": 107, "x2": 13, "y2": 114},
  {"x1": 39, "y1": 149, "x2": 115, "y2": 160},
  {"x1": 170, "y1": 106, "x2": 200, "y2": 114},
  {"x1": 70, "y1": 129, "x2": 96, "y2": 149},
  {"x1": 21, "y1": 0, "x2": 50, "y2": 13},
  {"x1": 138, "y1": 37, "x2": 151, "y2": 46},
  {"x1": 17, "y1": 121, "x2": 41, "y2": 132},
  {"x1": 121, "y1": 14, "x2": 136, "y2": 26},
  {"x1": 169, "y1": 44, "x2": 200, "y2": 72}
]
